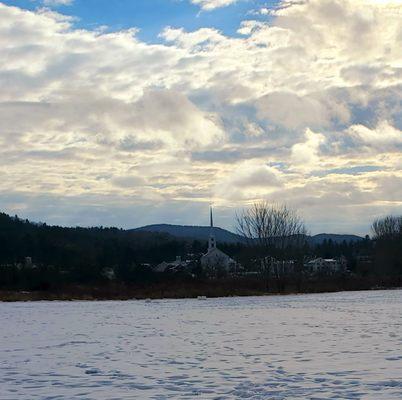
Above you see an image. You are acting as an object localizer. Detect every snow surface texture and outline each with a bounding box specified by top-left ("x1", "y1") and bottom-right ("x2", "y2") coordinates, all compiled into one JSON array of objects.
[{"x1": 1, "y1": 290, "x2": 402, "y2": 399}]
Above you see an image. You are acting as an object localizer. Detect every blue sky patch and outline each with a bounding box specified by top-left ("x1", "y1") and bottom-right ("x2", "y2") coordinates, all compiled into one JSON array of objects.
[{"x1": 6, "y1": 0, "x2": 280, "y2": 42}]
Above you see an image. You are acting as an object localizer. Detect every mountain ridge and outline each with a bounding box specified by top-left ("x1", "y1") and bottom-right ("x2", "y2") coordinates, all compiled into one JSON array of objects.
[
  {"x1": 132, "y1": 224, "x2": 244, "y2": 244},
  {"x1": 133, "y1": 224, "x2": 363, "y2": 245}
]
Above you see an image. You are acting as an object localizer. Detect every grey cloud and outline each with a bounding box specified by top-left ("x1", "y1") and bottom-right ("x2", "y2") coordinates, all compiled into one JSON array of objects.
[
  {"x1": 232, "y1": 168, "x2": 281, "y2": 189},
  {"x1": 312, "y1": 165, "x2": 383, "y2": 177},
  {"x1": 111, "y1": 176, "x2": 146, "y2": 188},
  {"x1": 191, "y1": 144, "x2": 288, "y2": 164},
  {"x1": 118, "y1": 136, "x2": 164, "y2": 152},
  {"x1": 21, "y1": 148, "x2": 79, "y2": 160},
  {"x1": 255, "y1": 91, "x2": 350, "y2": 130}
]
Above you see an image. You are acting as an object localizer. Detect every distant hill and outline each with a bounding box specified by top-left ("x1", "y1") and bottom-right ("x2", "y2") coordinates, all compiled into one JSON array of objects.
[
  {"x1": 307, "y1": 233, "x2": 363, "y2": 245},
  {"x1": 133, "y1": 224, "x2": 363, "y2": 245},
  {"x1": 133, "y1": 224, "x2": 245, "y2": 244}
]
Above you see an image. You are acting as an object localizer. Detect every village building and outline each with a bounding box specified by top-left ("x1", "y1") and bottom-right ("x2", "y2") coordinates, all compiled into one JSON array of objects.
[
  {"x1": 304, "y1": 257, "x2": 347, "y2": 275},
  {"x1": 154, "y1": 256, "x2": 194, "y2": 273},
  {"x1": 154, "y1": 208, "x2": 239, "y2": 275},
  {"x1": 200, "y1": 207, "x2": 238, "y2": 273}
]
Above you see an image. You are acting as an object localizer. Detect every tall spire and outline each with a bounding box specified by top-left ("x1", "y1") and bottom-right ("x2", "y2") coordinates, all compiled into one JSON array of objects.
[
  {"x1": 208, "y1": 206, "x2": 216, "y2": 251},
  {"x1": 210, "y1": 206, "x2": 214, "y2": 228}
]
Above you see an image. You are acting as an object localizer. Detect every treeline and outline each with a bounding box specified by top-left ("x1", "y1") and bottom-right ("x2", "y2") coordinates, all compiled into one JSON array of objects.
[
  {"x1": 0, "y1": 212, "x2": 201, "y2": 289},
  {"x1": 0, "y1": 212, "x2": 246, "y2": 291},
  {"x1": 371, "y1": 215, "x2": 402, "y2": 276},
  {"x1": 0, "y1": 211, "x2": 401, "y2": 294},
  {"x1": 234, "y1": 202, "x2": 401, "y2": 281},
  {"x1": 0, "y1": 213, "x2": 190, "y2": 266}
]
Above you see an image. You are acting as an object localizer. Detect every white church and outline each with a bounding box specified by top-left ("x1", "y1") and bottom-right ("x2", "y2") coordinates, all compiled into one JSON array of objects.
[{"x1": 200, "y1": 208, "x2": 237, "y2": 272}]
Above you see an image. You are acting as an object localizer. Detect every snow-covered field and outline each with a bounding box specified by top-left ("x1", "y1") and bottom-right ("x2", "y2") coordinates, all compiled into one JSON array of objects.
[{"x1": 1, "y1": 290, "x2": 402, "y2": 399}]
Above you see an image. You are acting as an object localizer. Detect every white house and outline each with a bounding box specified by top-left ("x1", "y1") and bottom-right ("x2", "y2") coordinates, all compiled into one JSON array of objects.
[
  {"x1": 200, "y1": 208, "x2": 237, "y2": 272},
  {"x1": 305, "y1": 257, "x2": 347, "y2": 274}
]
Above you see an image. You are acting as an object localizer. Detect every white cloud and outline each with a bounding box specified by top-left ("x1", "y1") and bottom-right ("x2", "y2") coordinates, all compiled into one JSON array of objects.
[
  {"x1": 346, "y1": 121, "x2": 402, "y2": 149},
  {"x1": 291, "y1": 129, "x2": 325, "y2": 170},
  {"x1": 191, "y1": 0, "x2": 238, "y2": 11}
]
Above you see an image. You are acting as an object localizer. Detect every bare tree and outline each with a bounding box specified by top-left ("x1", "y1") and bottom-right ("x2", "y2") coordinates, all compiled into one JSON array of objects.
[
  {"x1": 372, "y1": 215, "x2": 402, "y2": 240},
  {"x1": 236, "y1": 201, "x2": 308, "y2": 291}
]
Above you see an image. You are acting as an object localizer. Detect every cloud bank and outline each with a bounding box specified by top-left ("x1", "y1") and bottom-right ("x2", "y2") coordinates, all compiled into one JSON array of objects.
[{"x1": 0, "y1": 0, "x2": 401, "y2": 233}]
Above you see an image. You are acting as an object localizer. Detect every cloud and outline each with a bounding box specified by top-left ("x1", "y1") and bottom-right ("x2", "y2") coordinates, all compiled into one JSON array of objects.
[
  {"x1": 347, "y1": 121, "x2": 402, "y2": 148},
  {"x1": 42, "y1": 0, "x2": 74, "y2": 6},
  {"x1": 132, "y1": 90, "x2": 225, "y2": 149},
  {"x1": 291, "y1": 129, "x2": 325, "y2": 170},
  {"x1": 190, "y1": 0, "x2": 238, "y2": 11},
  {"x1": 255, "y1": 91, "x2": 350, "y2": 130},
  {"x1": 0, "y1": 0, "x2": 401, "y2": 233},
  {"x1": 214, "y1": 161, "x2": 283, "y2": 201},
  {"x1": 111, "y1": 175, "x2": 146, "y2": 188}
]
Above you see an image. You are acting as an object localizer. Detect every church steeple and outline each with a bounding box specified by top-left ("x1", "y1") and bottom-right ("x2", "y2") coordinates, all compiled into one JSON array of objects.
[
  {"x1": 210, "y1": 206, "x2": 214, "y2": 228},
  {"x1": 208, "y1": 206, "x2": 216, "y2": 251}
]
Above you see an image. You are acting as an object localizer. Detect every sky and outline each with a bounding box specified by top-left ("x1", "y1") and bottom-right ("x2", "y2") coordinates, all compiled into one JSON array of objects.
[{"x1": 0, "y1": 0, "x2": 401, "y2": 235}]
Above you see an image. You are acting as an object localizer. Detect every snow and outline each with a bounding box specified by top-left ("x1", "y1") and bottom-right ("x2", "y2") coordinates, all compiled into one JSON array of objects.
[{"x1": 1, "y1": 290, "x2": 402, "y2": 399}]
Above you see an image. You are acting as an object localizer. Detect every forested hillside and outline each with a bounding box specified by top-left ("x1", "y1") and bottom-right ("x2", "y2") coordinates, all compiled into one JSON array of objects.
[{"x1": 0, "y1": 213, "x2": 190, "y2": 266}]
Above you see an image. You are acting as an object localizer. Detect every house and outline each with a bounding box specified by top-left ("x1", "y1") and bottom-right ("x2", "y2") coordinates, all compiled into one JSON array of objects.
[
  {"x1": 200, "y1": 207, "x2": 238, "y2": 273},
  {"x1": 304, "y1": 257, "x2": 347, "y2": 274},
  {"x1": 154, "y1": 256, "x2": 194, "y2": 273}
]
